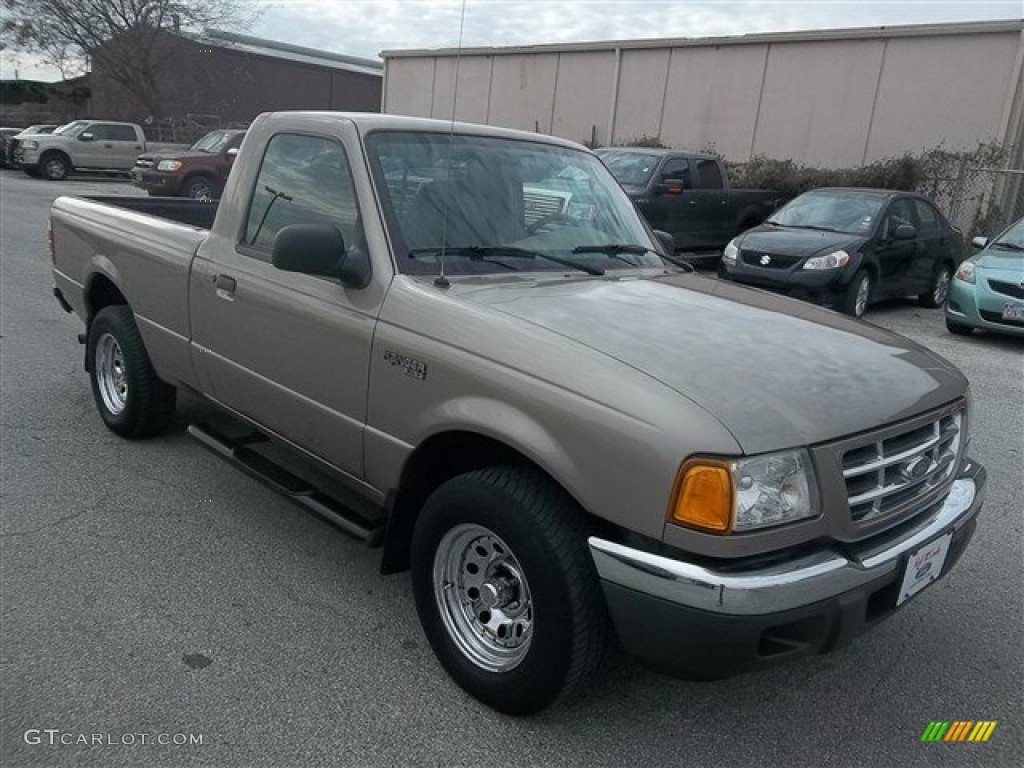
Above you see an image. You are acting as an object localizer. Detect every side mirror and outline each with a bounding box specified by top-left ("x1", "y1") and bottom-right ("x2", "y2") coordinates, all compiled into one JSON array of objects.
[
  {"x1": 656, "y1": 178, "x2": 686, "y2": 196},
  {"x1": 893, "y1": 223, "x2": 917, "y2": 240},
  {"x1": 79, "y1": 132, "x2": 94, "y2": 142},
  {"x1": 226, "y1": 147, "x2": 239, "y2": 159},
  {"x1": 971, "y1": 235, "x2": 988, "y2": 249},
  {"x1": 653, "y1": 229, "x2": 676, "y2": 256},
  {"x1": 271, "y1": 223, "x2": 370, "y2": 288}
]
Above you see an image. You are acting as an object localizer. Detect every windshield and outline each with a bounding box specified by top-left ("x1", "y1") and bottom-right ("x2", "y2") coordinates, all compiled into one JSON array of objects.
[
  {"x1": 53, "y1": 121, "x2": 88, "y2": 137},
  {"x1": 992, "y1": 217, "x2": 1024, "y2": 249},
  {"x1": 768, "y1": 190, "x2": 887, "y2": 235},
  {"x1": 596, "y1": 149, "x2": 662, "y2": 187},
  {"x1": 22, "y1": 124, "x2": 55, "y2": 135},
  {"x1": 191, "y1": 130, "x2": 234, "y2": 153},
  {"x1": 367, "y1": 132, "x2": 664, "y2": 276}
]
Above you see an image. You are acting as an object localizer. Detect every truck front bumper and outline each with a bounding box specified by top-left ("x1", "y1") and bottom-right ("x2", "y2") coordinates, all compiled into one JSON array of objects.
[{"x1": 588, "y1": 459, "x2": 985, "y2": 679}]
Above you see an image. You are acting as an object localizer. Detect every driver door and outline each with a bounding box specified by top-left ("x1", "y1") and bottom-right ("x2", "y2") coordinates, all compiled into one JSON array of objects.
[
  {"x1": 189, "y1": 131, "x2": 381, "y2": 477},
  {"x1": 874, "y1": 197, "x2": 919, "y2": 297}
]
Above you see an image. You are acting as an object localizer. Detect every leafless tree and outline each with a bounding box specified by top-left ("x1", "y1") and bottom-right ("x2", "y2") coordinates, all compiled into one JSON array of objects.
[{"x1": 1, "y1": 0, "x2": 260, "y2": 117}]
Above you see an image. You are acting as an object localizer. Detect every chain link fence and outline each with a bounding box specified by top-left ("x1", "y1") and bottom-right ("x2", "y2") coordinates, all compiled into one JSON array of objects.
[{"x1": 918, "y1": 161, "x2": 1024, "y2": 237}]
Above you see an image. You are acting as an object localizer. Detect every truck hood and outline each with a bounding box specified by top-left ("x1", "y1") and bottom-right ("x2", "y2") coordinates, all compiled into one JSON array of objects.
[
  {"x1": 450, "y1": 272, "x2": 965, "y2": 453},
  {"x1": 137, "y1": 149, "x2": 220, "y2": 163},
  {"x1": 737, "y1": 224, "x2": 864, "y2": 259}
]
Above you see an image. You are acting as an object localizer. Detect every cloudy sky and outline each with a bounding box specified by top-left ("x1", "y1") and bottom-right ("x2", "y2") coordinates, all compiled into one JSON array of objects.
[{"x1": 2, "y1": 0, "x2": 1021, "y2": 80}]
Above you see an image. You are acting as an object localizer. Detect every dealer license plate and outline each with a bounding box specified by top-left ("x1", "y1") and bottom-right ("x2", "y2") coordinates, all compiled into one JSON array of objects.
[
  {"x1": 897, "y1": 532, "x2": 952, "y2": 606},
  {"x1": 1002, "y1": 302, "x2": 1024, "y2": 321}
]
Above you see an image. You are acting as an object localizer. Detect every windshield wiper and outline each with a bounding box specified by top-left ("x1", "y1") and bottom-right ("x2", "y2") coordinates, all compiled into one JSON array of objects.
[
  {"x1": 991, "y1": 241, "x2": 1024, "y2": 252},
  {"x1": 778, "y1": 224, "x2": 843, "y2": 233},
  {"x1": 573, "y1": 243, "x2": 694, "y2": 272},
  {"x1": 409, "y1": 245, "x2": 605, "y2": 276}
]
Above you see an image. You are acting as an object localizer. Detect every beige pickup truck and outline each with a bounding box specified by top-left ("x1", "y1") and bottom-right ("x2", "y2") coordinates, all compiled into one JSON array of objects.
[{"x1": 50, "y1": 111, "x2": 986, "y2": 714}]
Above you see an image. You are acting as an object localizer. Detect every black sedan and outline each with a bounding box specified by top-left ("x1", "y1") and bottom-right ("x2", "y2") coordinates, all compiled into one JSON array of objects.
[{"x1": 719, "y1": 188, "x2": 964, "y2": 317}]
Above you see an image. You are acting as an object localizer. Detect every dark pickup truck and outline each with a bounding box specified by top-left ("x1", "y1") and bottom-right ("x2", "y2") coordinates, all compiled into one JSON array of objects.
[{"x1": 596, "y1": 148, "x2": 785, "y2": 260}]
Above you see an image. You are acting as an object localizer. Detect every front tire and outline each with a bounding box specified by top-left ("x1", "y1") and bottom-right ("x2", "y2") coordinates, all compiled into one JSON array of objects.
[
  {"x1": 411, "y1": 467, "x2": 608, "y2": 715},
  {"x1": 40, "y1": 153, "x2": 69, "y2": 181},
  {"x1": 183, "y1": 175, "x2": 218, "y2": 200},
  {"x1": 841, "y1": 269, "x2": 872, "y2": 318},
  {"x1": 87, "y1": 305, "x2": 176, "y2": 438},
  {"x1": 946, "y1": 318, "x2": 974, "y2": 335},
  {"x1": 919, "y1": 264, "x2": 952, "y2": 308}
]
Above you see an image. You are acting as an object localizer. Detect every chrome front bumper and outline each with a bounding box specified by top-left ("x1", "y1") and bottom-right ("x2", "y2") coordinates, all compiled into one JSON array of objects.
[{"x1": 589, "y1": 462, "x2": 985, "y2": 617}]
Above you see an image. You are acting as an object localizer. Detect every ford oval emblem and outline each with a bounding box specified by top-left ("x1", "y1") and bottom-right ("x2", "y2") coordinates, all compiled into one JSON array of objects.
[
  {"x1": 900, "y1": 456, "x2": 934, "y2": 481},
  {"x1": 760, "y1": 254, "x2": 771, "y2": 265}
]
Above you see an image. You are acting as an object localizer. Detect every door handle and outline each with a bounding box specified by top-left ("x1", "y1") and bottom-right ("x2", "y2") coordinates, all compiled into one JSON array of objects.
[{"x1": 214, "y1": 274, "x2": 237, "y2": 300}]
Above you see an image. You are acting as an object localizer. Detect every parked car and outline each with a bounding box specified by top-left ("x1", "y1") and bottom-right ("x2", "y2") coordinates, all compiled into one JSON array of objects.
[
  {"x1": 0, "y1": 127, "x2": 21, "y2": 169},
  {"x1": 720, "y1": 187, "x2": 964, "y2": 317},
  {"x1": 4, "y1": 124, "x2": 58, "y2": 168},
  {"x1": 945, "y1": 216, "x2": 1024, "y2": 337},
  {"x1": 596, "y1": 147, "x2": 785, "y2": 260},
  {"x1": 15, "y1": 119, "x2": 186, "y2": 180},
  {"x1": 131, "y1": 129, "x2": 246, "y2": 199},
  {"x1": 49, "y1": 112, "x2": 985, "y2": 714}
]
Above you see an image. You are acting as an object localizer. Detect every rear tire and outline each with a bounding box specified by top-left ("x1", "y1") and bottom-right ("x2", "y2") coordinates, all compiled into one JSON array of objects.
[
  {"x1": 840, "y1": 270, "x2": 872, "y2": 318},
  {"x1": 946, "y1": 318, "x2": 974, "y2": 336},
  {"x1": 919, "y1": 264, "x2": 952, "y2": 308},
  {"x1": 87, "y1": 305, "x2": 176, "y2": 438},
  {"x1": 410, "y1": 467, "x2": 608, "y2": 715}
]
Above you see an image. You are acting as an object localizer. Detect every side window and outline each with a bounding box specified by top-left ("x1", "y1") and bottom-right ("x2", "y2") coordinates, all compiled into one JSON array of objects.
[
  {"x1": 88, "y1": 124, "x2": 112, "y2": 140},
  {"x1": 914, "y1": 200, "x2": 940, "y2": 236},
  {"x1": 661, "y1": 157, "x2": 692, "y2": 186},
  {"x1": 243, "y1": 133, "x2": 359, "y2": 255},
  {"x1": 883, "y1": 198, "x2": 918, "y2": 238},
  {"x1": 694, "y1": 158, "x2": 724, "y2": 189},
  {"x1": 107, "y1": 125, "x2": 138, "y2": 142}
]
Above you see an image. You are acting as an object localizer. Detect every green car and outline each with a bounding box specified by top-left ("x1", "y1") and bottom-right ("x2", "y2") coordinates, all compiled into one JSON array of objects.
[{"x1": 946, "y1": 216, "x2": 1024, "y2": 337}]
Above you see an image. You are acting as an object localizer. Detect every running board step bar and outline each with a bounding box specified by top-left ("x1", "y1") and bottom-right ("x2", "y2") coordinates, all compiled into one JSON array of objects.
[{"x1": 187, "y1": 423, "x2": 384, "y2": 545}]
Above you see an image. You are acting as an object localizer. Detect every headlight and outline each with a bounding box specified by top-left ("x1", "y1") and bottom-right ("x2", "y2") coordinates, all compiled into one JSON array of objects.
[
  {"x1": 722, "y1": 239, "x2": 739, "y2": 265},
  {"x1": 954, "y1": 259, "x2": 976, "y2": 284},
  {"x1": 156, "y1": 160, "x2": 182, "y2": 172},
  {"x1": 669, "y1": 449, "x2": 820, "y2": 533},
  {"x1": 22, "y1": 140, "x2": 38, "y2": 150},
  {"x1": 803, "y1": 250, "x2": 850, "y2": 270}
]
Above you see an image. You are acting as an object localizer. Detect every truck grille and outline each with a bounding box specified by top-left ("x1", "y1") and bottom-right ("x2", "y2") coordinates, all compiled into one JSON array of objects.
[
  {"x1": 135, "y1": 159, "x2": 154, "y2": 169},
  {"x1": 841, "y1": 410, "x2": 962, "y2": 523},
  {"x1": 987, "y1": 279, "x2": 1024, "y2": 300}
]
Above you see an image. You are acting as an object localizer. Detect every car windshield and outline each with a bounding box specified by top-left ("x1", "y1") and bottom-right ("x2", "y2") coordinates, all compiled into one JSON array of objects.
[
  {"x1": 991, "y1": 217, "x2": 1024, "y2": 250},
  {"x1": 191, "y1": 131, "x2": 234, "y2": 153},
  {"x1": 596, "y1": 150, "x2": 662, "y2": 187},
  {"x1": 768, "y1": 190, "x2": 887, "y2": 235},
  {"x1": 367, "y1": 132, "x2": 665, "y2": 276},
  {"x1": 53, "y1": 121, "x2": 88, "y2": 137},
  {"x1": 22, "y1": 124, "x2": 54, "y2": 134}
]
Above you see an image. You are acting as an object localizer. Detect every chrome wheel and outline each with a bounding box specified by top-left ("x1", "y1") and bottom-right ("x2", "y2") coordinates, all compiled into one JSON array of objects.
[
  {"x1": 933, "y1": 268, "x2": 950, "y2": 306},
  {"x1": 854, "y1": 275, "x2": 870, "y2": 317},
  {"x1": 44, "y1": 157, "x2": 67, "y2": 180},
  {"x1": 186, "y1": 179, "x2": 214, "y2": 200},
  {"x1": 95, "y1": 332, "x2": 128, "y2": 415},
  {"x1": 433, "y1": 523, "x2": 534, "y2": 672}
]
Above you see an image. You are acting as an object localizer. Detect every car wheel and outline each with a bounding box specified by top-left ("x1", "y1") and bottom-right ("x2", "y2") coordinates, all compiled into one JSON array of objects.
[
  {"x1": 41, "y1": 153, "x2": 69, "y2": 181},
  {"x1": 411, "y1": 467, "x2": 608, "y2": 715},
  {"x1": 183, "y1": 176, "x2": 217, "y2": 200},
  {"x1": 945, "y1": 318, "x2": 974, "y2": 336},
  {"x1": 87, "y1": 305, "x2": 176, "y2": 438},
  {"x1": 841, "y1": 270, "x2": 872, "y2": 318},
  {"x1": 919, "y1": 264, "x2": 952, "y2": 308}
]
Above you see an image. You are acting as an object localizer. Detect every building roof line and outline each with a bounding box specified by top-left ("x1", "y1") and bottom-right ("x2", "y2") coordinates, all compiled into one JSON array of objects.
[
  {"x1": 381, "y1": 18, "x2": 1024, "y2": 59},
  {"x1": 201, "y1": 29, "x2": 383, "y2": 76}
]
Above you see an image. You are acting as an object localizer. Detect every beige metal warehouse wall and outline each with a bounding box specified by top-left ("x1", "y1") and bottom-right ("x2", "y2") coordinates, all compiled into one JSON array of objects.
[{"x1": 382, "y1": 20, "x2": 1024, "y2": 171}]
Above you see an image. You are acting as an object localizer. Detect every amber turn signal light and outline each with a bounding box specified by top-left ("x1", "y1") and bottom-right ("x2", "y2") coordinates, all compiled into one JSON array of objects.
[{"x1": 669, "y1": 460, "x2": 733, "y2": 533}]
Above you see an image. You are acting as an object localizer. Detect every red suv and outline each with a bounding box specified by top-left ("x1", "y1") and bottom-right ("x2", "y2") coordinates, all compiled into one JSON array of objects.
[{"x1": 132, "y1": 129, "x2": 245, "y2": 199}]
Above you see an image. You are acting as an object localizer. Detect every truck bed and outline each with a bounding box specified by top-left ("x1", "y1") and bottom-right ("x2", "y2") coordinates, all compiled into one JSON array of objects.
[{"x1": 50, "y1": 194, "x2": 215, "y2": 392}]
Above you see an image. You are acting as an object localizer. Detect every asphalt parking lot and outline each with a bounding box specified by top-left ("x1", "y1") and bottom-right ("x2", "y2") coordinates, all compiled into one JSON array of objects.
[{"x1": 1, "y1": 170, "x2": 1021, "y2": 767}]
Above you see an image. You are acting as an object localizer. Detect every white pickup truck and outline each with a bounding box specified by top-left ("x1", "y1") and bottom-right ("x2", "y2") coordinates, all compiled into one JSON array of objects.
[
  {"x1": 49, "y1": 111, "x2": 986, "y2": 714},
  {"x1": 17, "y1": 119, "x2": 185, "y2": 181}
]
